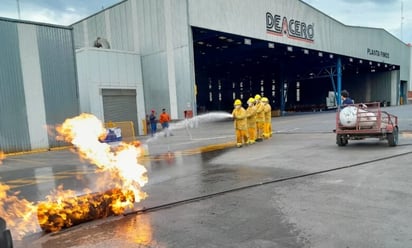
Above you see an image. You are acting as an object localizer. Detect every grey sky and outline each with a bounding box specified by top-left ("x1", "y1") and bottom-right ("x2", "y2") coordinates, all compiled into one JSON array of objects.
[{"x1": 304, "y1": 0, "x2": 411, "y2": 43}]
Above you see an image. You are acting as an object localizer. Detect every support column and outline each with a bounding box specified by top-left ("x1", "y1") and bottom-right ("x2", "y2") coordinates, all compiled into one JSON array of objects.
[
  {"x1": 18, "y1": 25, "x2": 49, "y2": 149},
  {"x1": 337, "y1": 57, "x2": 342, "y2": 106},
  {"x1": 164, "y1": 0, "x2": 178, "y2": 119},
  {"x1": 280, "y1": 81, "x2": 287, "y2": 116}
]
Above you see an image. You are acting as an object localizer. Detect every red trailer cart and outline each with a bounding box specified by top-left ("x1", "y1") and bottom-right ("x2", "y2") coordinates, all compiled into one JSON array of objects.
[{"x1": 335, "y1": 102, "x2": 399, "y2": 146}]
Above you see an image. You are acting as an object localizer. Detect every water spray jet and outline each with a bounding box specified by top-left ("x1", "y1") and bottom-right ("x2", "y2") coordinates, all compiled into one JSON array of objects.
[{"x1": 145, "y1": 112, "x2": 232, "y2": 143}]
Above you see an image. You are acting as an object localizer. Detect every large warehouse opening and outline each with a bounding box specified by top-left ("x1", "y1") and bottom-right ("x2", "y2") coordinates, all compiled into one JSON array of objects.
[{"x1": 192, "y1": 27, "x2": 400, "y2": 113}]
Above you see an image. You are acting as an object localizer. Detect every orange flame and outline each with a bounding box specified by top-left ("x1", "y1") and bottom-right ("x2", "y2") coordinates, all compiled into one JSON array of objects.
[
  {"x1": 0, "y1": 150, "x2": 5, "y2": 164},
  {"x1": 0, "y1": 113, "x2": 149, "y2": 238},
  {"x1": 0, "y1": 183, "x2": 38, "y2": 239},
  {"x1": 35, "y1": 113, "x2": 148, "y2": 233},
  {"x1": 37, "y1": 186, "x2": 136, "y2": 232},
  {"x1": 1, "y1": 151, "x2": 39, "y2": 239},
  {"x1": 56, "y1": 113, "x2": 148, "y2": 206}
]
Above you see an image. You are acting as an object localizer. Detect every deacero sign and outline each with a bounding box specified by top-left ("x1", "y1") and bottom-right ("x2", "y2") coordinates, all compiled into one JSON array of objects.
[{"x1": 266, "y1": 12, "x2": 314, "y2": 43}]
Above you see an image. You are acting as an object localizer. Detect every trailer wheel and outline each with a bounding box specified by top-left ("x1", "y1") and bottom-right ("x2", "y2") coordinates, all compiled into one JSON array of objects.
[
  {"x1": 0, "y1": 230, "x2": 13, "y2": 248},
  {"x1": 0, "y1": 218, "x2": 5, "y2": 231},
  {"x1": 0, "y1": 218, "x2": 13, "y2": 248},
  {"x1": 336, "y1": 134, "x2": 348, "y2": 146},
  {"x1": 387, "y1": 126, "x2": 399, "y2": 147}
]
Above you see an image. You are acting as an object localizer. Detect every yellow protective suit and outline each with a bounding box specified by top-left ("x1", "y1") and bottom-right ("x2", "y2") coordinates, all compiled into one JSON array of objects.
[
  {"x1": 255, "y1": 101, "x2": 265, "y2": 141},
  {"x1": 246, "y1": 104, "x2": 257, "y2": 144},
  {"x1": 232, "y1": 106, "x2": 248, "y2": 147},
  {"x1": 263, "y1": 102, "x2": 272, "y2": 138}
]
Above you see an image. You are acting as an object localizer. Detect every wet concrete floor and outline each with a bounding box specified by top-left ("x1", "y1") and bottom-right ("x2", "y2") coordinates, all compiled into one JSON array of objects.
[{"x1": 1, "y1": 105, "x2": 412, "y2": 248}]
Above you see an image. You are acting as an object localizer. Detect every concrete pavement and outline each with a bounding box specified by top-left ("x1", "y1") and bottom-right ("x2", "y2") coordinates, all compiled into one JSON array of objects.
[{"x1": 1, "y1": 105, "x2": 412, "y2": 248}]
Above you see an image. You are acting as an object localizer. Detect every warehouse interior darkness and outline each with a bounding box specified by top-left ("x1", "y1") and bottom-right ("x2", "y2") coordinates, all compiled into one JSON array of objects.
[{"x1": 192, "y1": 27, "x2": 401, "y2": 113}]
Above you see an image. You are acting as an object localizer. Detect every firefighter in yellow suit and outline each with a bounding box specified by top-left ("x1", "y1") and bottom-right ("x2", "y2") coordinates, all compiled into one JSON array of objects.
[
  {"x1": 245, "y1": 97, "x2": 257, "y2": 144},
  {"x1": 232, "y1": 99, "x2": 248, "y2": 147},
  {"x1": 262, "y1": 97, "x2": 272, "y2": 138},
  {"x1": 254, "y1": 94, "x2": 265, "y2": 142}
]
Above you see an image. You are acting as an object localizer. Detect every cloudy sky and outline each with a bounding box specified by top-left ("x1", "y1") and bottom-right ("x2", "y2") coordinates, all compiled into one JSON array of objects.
[
  {"x1": 304, "y1": 0, "x2": 411, "y2": 43},
  {"x1": 0, "y1": 0, "x2": 411, "y2": 43}
]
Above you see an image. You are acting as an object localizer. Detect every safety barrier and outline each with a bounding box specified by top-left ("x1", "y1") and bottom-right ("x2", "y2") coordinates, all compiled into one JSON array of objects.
[
  {"x1": 271, "y1": 109, "x2": 281, "y2": 117},
  {"x1": 104, "y1": 121, "x2": 136, "y2": 142}
]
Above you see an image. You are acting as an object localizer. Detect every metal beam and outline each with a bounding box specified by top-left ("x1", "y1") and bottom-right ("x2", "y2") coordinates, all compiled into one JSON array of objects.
[{"x1": 337, "y1": 57, "x2": 342, "y2": 106}]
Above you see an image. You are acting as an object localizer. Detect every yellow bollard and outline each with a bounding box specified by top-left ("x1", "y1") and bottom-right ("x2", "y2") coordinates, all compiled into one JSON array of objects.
[{"x1": 142, "y1": 119, "x2": 147, "y2": 135}]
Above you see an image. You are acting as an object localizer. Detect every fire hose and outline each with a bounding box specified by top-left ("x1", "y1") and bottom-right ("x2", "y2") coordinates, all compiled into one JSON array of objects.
[{"x1": 0, "y1": 217, "x2": 13, "y2": 248}]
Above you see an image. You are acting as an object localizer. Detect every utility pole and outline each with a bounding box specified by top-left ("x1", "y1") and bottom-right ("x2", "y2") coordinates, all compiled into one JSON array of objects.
[{"x1": 16, "y1": 0, "x2": 21, "y2": 19}]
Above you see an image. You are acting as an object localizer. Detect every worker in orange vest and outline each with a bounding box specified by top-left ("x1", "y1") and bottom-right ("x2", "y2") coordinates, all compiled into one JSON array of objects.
[{"x1": 159, "y1": 108, "x2": 173, "y2": 137}]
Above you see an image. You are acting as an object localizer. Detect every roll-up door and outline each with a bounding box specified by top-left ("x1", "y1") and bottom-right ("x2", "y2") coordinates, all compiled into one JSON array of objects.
[{"x1": 102, "y1": 89, "x2": 138, "y2": 136}]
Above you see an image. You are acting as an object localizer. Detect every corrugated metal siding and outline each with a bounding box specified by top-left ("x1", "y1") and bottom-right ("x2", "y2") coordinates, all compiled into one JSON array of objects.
[
  {"x1": 36, "y1": 26, "x2": 79, "y2": 148},
  {"x1": 142, "y1": 52, "x2": 169, "y2": 114},
  {"x1": 138, "y1": 0, "x2": 166, "y2": 54},
  {"x1": 172, "y1": 0, "x2": 190, "y2": 48},
  {"x1": 171, "y1": 1, "x2": 193, "y2": 117},
  {"x1": 174, "y1": 46, "x2": 193, "y2": 116},
  {"x1": 72, "y1": 1, "x2": 135, "y2": 51},
  {"x1": 109, "y1": 1, "x2": 134, "y2": 51},
  {"x1": 72, "y1": 23, "x2": 85, "y2": 49},
  {"x1": 87, "y1": 13, "x2": 107, "y2": 47},
  {"x1": 0, "y1": 20, "x2": 31, "y2": 153}
]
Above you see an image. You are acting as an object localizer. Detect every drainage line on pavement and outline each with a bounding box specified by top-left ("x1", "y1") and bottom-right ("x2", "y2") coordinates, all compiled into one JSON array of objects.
[{"x1": 125, "y1": 150, "x2": 412, "y2": 217}]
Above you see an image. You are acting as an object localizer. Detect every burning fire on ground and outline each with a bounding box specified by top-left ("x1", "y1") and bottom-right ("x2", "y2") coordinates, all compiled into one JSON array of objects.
[
  {"x1": 0, "y1": 182, "x2": 38, "y2": 239},
  {"x1": 0, "y1": 113, "x2": 148, "y2": 238},
  {"x1": 0, "y1": 151, "x2": 5, "y2": 164},
  {"x1": 55, "y1": 113, "x2": 148, "y2": 204}
]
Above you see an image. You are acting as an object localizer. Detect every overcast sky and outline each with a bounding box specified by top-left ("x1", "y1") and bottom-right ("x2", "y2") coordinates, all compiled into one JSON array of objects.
[
  {"x1": 304, "y1": 0, "x2": 412, "y2": 43},
  {"x1": 0, "y1": 0, "x2": 411, "y2": 43}
]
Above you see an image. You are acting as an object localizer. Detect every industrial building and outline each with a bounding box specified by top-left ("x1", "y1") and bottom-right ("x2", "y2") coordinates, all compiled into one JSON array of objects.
[
  {"x1": 1, "y1": 0, "x2": 411, "y2": 153},
  {"x1": 0, "y1": 18, "x2": 79, "y2": 153}
]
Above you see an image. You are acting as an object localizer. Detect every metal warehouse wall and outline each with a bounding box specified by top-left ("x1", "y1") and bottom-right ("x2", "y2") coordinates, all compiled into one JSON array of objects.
[
  {"x1": 188, "y1": 0, "x2": 411, "y2": 83},
  {"x1": 72, "y1": 0, "x2": 196, "y2": 119},
  {"x1": 76, "y1": 48, "x2": 145, "y2": 135},
  {"x1": 0, "y1": 18, "x2": 79, "y2": 153},
  {"x1": 0, "y1": 20, "x2": 31, "y2": 152}
]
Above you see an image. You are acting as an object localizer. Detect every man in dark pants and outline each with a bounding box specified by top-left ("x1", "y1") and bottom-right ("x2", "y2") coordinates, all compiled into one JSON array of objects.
[{"x1": 149, "y1": 109, "x2": 157, "y2": 137}]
